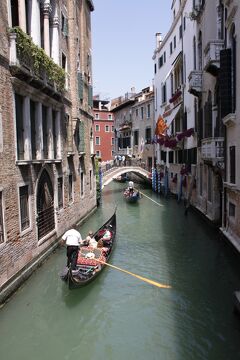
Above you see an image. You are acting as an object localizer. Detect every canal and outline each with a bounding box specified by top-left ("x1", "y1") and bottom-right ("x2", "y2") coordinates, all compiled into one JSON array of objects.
[{"x1": 0, "y1": 181, "x2": 240, "y2": 360}]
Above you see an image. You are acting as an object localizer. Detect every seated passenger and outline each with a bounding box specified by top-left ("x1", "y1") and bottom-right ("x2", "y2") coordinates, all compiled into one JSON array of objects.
[
  {"x1": 102, "y1": 229, "x2": 111, "y2": 241},
  {"x1": 83, "y1": 230, "x2": 98, "y2": 248}
]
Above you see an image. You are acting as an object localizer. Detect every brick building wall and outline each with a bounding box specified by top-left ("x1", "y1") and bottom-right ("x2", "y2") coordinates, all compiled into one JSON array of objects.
[{"x1": 0, "y1": 0, "x2": 96, "y2": 301}]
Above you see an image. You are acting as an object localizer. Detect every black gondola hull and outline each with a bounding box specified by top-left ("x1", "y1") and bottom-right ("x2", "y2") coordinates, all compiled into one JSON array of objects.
[{"x1": 61, "y1": 211, "x2": 117, "y2": 289}]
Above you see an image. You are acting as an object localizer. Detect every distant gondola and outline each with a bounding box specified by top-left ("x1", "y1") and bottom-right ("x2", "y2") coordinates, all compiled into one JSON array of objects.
[
  {"x1": 123, "y1": 188, "x2": 140, "y2": 203},
  {"x1": 61, "y1": 210, "x2": 117, "y2": 289}
]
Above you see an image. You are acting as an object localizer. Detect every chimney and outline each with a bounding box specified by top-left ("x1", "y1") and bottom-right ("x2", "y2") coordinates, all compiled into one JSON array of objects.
[{"x1": 155, "y1": 33, "x2": 162, "y2": 48}]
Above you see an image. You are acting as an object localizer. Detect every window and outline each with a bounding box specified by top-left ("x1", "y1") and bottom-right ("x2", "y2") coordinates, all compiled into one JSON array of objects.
[
  {"x1": 179, "y1": 25, "x2": 182, "y2": 39},
  {"x1": 112, "y1": 126, "x2": 114, "y2": 132},
  {"x1": 68, "y1": 174, "x2": 73, "y2": 202},
  {"x1": 111, "y1": 138, "x2": 114, "y2": 145},
  {"x1": 96, "y1": 150, "x2": 101, "y2": 157},
  {"x1": 198, "y1": 31, "x2": 203, "y2": 71},
  {"x1": 174, "y1": 36, "x2": 176, "y2": 49},
  {"x1": 90, "y1": 170, "x2": 92, "y2": 191},
  {"x1": 61, "y1": 13, "x2": 68, "y2": 36},
  {"x1": 0, "y1": 191, "x2": 4, "y2": 244},
  {"x1": 230, "y1": 24, "x2": 236, "y2": 112},
  {"x1": 61, "y1": 52, "x2": 67, "y2": 71},
  {"x1": 199, "y1": 164, "x2": 203, "y2": 196},
  {"x1": 15, "y1": 93, "x2": 24, "y2": 160},
  {"x1": 10, "y1": 0, "x2": 19, "y2": 27},
  {"x1": 154, "y1": 63, "x2": 157, "y2": 74},
  {"x1": 164, "y1": 51, "x2": 166, "y2": 63},
  {"x1": 58, "y1": 177, "x2": 63, "y2": 209},
  {"x1": 229, "y1": 146, "x2": 236, "y2": 184},
  {"x1": 183, "y1": 17, "x2": 186, "y2": 31},
  {"x1": 95, "y1": 124, "x2": 100, "y2": 132},
  {"x1": 134, "y1": 130, "x2": 139, "y2": 146},
  {"x1": 80, "y1": 160, "x2": 84, "y2": 197},
  {"x1": 105, "y1": 125, "x2": 109, "y2": 132},
  {"x1": 111, "y1": 150, "x2": 114, "y2": 156},
  {"x1": 193, "y1": 36, "x2": 196, "y2": 70},
  {"x1": 136, "y1": 108, "x2": 138, "y2": 117},
  {"x1": 207, "y1": 168, "x2": 212, "y2": 202},
  {"x1": 158, "y1": 56, "x2": 163, "y2": 68},
  {"x1": 108, "y1": 114, "x2": 112, "y2": 120},
  {"x1": 162, "y1": 83, "x2": 167, "y2": 104},
  {"x1": 147, "y1": 104, "x2": 151, "y2": 118},
  {"x1": 229, "y1": 202, "x2": 235, "y2": 217},
  {"x1": 145, "y1": 128, "x2": 151, "y2": 144},
  {"x1": 95, "y1": 136, "x2": 100, "y2": 145},
  {"x1": 170, "y1": 42, "x2": 173, "y2": 54},
  {"x1": 19, "y1": 185, "x2": 30, "y2": 231},
  {"x1": 95, "y1": 113, "x2": 99, "y2": 119},
  {"x1": 141, "y1": 107, "x2": 144, "y2": 119}
]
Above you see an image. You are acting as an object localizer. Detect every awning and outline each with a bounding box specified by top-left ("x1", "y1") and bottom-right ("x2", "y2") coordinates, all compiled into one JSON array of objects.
[
  {"x1": 162, "y1": 67, "x2": 172, "y2": 84},
  {"x1": 161, "y1": 52, "x2": 183, "y2": 85},
  {"x1": 163, "y1": 103, "x2": 182, "y2": 127},
  {"x1": 171, "y1": 51, "x2": 182, "y2": 67},
  {"x1": 119, "y1": 125, "x2": 131, "y2": 131}
]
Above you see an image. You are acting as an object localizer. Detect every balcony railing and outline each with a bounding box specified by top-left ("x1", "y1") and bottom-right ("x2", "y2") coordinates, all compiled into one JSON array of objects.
[
  {"x1": 117, "y1": 147, "x2": 133, "y2": 156},
  {"x1": 204, "y1": 40, "x2": 224, "y2": 76},
  {"x1": 188, "y1": 70, "x2": 202, "y2": 96},
  {"x1": 201, "y1": 137, "x2": 224, "y2": 160},
  {"x1": 9, "y1": 27, "x2": 65, "y2": 93}
]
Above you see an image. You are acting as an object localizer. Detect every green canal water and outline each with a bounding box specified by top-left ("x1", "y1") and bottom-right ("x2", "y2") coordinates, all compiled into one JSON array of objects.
[{"x1": 0, "y1": 182, "x2": 240, "y2": 360}]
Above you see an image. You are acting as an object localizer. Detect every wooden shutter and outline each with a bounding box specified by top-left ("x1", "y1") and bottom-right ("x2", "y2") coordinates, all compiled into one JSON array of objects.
[{"x1": 220, "y1": 49, "x2": 232, "y2": 118}]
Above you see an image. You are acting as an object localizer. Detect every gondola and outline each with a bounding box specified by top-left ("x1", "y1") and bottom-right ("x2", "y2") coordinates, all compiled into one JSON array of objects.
[
  {"x1": 123, "y1": 188, "x2": 140, "y2": 203},
  {"x1": 61, "y1": 210, "x2": 117, "y2": 289}
]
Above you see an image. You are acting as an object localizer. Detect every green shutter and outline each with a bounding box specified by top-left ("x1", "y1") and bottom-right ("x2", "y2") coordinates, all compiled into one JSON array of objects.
[
  {"x1": 63, "y1": 18, "x2": 68, "y2": 37},
  {"x1": 88, "y1": 85, "x2": 93, "y2": 107},
  {"x1": 78, "y1": 121, "x2": 85, "y2": 153},
  {"x1": 78, "y1": 72, "x2": 83, "y2": 100}
]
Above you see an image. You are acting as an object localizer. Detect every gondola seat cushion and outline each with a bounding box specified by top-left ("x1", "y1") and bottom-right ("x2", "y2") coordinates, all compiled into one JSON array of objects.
[{"x1": 77, "y1": 247, "x2": 107, "y2": 266}]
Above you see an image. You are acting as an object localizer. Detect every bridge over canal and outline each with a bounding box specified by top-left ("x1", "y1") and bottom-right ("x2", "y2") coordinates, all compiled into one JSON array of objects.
[{"x1": 101, "y1": 166, "x2": 152, "y2": 188}]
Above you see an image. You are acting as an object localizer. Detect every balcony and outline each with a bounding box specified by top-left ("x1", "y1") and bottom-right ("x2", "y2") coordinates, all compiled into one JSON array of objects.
[
  {"x1": 201, "y1": 137, "x2": 224, "y2": 162},
  {"x1": 188, "y1": 70, "x2": 202, "y2": 97},
  {"x1": 222, "y1": 113, "x2": 236, "y2": 128},
  {"x1": 204, "y1": 40, "x2": 224, "y2": 76},
  {"x1": 9, "y1": 27, "x2": 65, "y2": 95},
  {"x1": 189, "y1": 3, "x2": 204, "y2": 21},
  {"x1": 118, "y1": 147, "x2": 133, "y2": 156}
]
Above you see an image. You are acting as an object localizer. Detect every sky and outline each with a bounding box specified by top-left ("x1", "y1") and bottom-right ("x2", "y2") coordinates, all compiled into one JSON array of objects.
[{"x1": 91, "y1": 0, "x2": 172, "y2": 100}]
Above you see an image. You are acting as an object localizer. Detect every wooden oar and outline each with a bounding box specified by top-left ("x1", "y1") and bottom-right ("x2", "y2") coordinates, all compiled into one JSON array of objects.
[
  {"x1": 96, "y1": 259, "x2": 171, "y2": 289},
  {"x1": 138, "y1": 191, "x2": 164, "y2": 207}
]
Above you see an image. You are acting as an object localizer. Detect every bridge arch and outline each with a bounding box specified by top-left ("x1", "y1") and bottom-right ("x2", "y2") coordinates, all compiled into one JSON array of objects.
[{"x1": 102, "y1": 166, "x2": 151, "y2": 188}]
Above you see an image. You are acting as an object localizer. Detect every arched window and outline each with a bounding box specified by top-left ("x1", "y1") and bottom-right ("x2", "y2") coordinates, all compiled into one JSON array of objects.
[{"x1": 37, "y1": 169, "x2": 55, "y2": 240}]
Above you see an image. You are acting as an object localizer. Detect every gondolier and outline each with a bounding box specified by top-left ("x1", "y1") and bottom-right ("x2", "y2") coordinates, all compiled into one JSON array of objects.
[
  {"x1": 128, "y1": 180, "x2": 134, "y2": 195},
  {"x1": 61, "y1": 225, "x2": 82, "y2": 270}
]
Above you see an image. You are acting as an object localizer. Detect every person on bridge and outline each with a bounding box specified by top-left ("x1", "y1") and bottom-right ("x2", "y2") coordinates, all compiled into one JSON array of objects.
[
  {"x1": 122, "y1": 155, "x2": 126, "y2": 166},
  {"x1": 61, "y1": 224, "x2": 82, "y2": 270}
]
